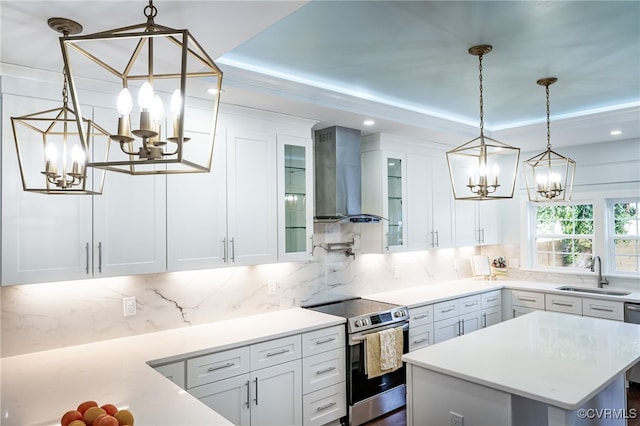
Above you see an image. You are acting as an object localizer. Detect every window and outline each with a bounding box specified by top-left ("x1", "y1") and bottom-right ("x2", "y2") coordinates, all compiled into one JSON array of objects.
[
  {"x1": 532, "y1": 203, "x2": 594, "y2": 270},
  {"x1": 608, "y1": 199, "x2": 639, "y2": 274}
]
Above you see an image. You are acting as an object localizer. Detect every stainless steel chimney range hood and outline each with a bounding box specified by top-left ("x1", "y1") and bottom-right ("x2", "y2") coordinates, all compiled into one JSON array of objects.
[{"x1": 314, "y1": 126, "x2": 385, "y2": 223}]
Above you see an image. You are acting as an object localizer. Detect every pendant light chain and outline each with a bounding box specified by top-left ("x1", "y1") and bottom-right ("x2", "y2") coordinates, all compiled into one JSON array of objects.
[
  {"x1": 478, "y1": 53, "x2": 485, "y2": 135},
  {"x1": 144, "y1": 0, "x2": 157, "y2": 29},
  {"x1": 545, "y1": 82, "x2": 552, "y2": 150}
]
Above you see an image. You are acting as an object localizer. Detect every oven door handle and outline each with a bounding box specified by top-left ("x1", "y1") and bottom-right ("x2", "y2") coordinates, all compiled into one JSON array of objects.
[{"x1": 351, "y1": 323, "x2": 409, "y2": 342}]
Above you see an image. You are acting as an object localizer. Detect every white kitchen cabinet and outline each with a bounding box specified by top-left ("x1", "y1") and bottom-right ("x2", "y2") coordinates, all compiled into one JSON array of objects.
[
  {"x1": 361, "y1": 134, "x2": 454, "y2": 253},
  {"x1": 409, "y1": 303, "x2": 435, "y2": 351},
  {"x1": 167, "y1": 108, "x2": 315, "y2": 270},
  {"x1": 480, "y1": 290, "x2": 502, "y2": 328},
  {"x1": 301, "y1": 325, "x2": 346, "y2": 426},
  {"x1": 433, "y1": 294, "x2": 482, "y2": 343},
  {"x1": 454, "y1": 200, "x2": 500, "y2": 246},
  {"x1": 582, "y1": 298, "x2": 624, "y2": 321},
  {"x1": 2, "y1": 81, "x2": 165, "y2": 285},
  {"x1": 187, "y1": 334, "x2": 303, "y2": 426},
  {"x1": 509, "y1": 290, "x2": 545, "y2": 319},
  {"x1": 544, "y1": 293, "x2": 583, "y2": 315},
  {"x1": 277, "y1": 135, "x2": 314, "y2": 262},
  {"x1": 153, "y1": 361, "x2": 186, "y2": 390}
]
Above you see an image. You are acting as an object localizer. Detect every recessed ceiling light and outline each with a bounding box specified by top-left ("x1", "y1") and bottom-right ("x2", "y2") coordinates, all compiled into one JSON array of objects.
[
  {"x1": 610, "y1": 130, "x2": 623, "y2": 136},
  {"x1": 363, "y1": 119, "x2": 375, "y2": 126}
]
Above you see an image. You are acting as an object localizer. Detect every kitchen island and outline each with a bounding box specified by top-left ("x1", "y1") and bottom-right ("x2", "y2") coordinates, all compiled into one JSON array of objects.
[{"x1": 403, "y1": 310, "x2": 640, "y2": 426}]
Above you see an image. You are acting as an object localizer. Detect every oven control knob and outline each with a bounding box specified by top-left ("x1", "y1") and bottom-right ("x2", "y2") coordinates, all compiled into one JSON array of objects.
[
  {"x1": 394, "y1": 310, "x2": 407, "y2": 318},
  {"x1": 355, "y1": 319, "x2": 363, "y2": 327}
]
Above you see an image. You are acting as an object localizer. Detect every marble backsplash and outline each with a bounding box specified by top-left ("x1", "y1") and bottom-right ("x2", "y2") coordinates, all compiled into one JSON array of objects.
[
  {"x1": 1, "y1": 239, "x2": 483, "y2": 357},
  {"x1": 3, "y1": 241, "x2": 636, "y2": 357}
]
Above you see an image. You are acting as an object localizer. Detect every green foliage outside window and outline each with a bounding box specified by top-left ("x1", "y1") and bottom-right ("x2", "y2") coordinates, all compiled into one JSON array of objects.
[{"x1": 535, "y1": 204, "x2": 593, "y2": 268}]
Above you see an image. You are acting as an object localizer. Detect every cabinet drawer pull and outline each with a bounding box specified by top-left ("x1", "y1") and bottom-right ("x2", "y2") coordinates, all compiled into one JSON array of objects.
[
  {"x1": 463, "y1": 302, "x2": 478, "y2": 308},
  {"x1": 518, "y1": 297, "x2": 537, "y2": 302},
  {"x1": 315, "y1": 337, "x2": 336, "y2": 345},
  {"x1": 413, "y1": 314, "x2": 430, "y2": 320},
  {"x1": 316, "y1": 366, "x2": 337, "y2": 375},
  {"x1": 207, "y1": 362, "x2": 235, "y2": 372},
  {"x1": 591, "y1": 306, "x2": 614, "y2": 313},
  {"x1": 485, "y1": 297, "x2": 498, "y2": 302},
  {"x1": 266, "y1": 348, "x2": 290, "y2": 357},
  {"x1": 440, "y1": 307, "x2": 455, "y2": 313},
  {"x1": 413, "y1": 338, "x2": 429, "y2": 344},
  {"x1": 316, "y1": 402, "x2": 337, "y2": 412},
  {"x1": 553, "y1": 301, "x2": 574, "y2": 307}
]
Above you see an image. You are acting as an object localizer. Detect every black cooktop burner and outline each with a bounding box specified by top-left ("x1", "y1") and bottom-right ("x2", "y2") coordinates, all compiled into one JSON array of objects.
[{"x1": 305, "y1": 297, "x2": 401, "y2": 319}]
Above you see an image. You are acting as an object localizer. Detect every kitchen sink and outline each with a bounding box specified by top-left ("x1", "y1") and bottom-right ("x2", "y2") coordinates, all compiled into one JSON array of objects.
[{"x1": 556, "y1": 286, "x2": 631, "y2": 296}]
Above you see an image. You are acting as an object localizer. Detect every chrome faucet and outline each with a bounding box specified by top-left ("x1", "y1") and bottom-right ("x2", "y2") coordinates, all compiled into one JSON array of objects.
[{"x1": 591, "y1": 256, "x2": 609, "y2": 288}]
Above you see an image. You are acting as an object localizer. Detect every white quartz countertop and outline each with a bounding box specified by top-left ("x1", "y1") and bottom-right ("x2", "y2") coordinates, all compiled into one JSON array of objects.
[
  {"x1": 0, "y1": 308, "x2": 345, "y2": 426},
  {"x1": 364, "y1": 278, "x2": 640, "y2": 307},
  {"x1": 403, "y1": 310, "x2": 640, "y2": 410}
]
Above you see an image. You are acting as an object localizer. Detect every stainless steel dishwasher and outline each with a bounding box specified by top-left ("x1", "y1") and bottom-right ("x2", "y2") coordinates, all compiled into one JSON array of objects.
[{"x1": 624, "y1": 302, "x2": 640, "y2": 384}]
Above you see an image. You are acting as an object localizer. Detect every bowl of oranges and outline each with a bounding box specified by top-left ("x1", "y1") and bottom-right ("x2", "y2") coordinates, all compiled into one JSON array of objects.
[{"x1": 60, "y1": 400, "x2": 134, "y2": 426}]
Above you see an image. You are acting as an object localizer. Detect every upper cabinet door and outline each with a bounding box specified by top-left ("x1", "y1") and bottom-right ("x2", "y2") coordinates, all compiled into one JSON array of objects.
[
  {"x1": 2, "y1": 91, "x2": 93, "y2": 286},
  {"x1": 406, "y1": 154, "x2": 430, "y2": 251},
  {"x1": 226, "y1": 126, "x2": 278, "y2": 266},
  {"x1": 429, "y1": 155, "x2": 455, "y2": 249},
  {"x1": 166, "y1": 111, "x2": 228, "y2": 271},
  {"x1": 91, "y1": 107, "x2": 167, "y2": 278},
  {"x1": 277, "y1": 135, "x2": 313, "y2": 262}
]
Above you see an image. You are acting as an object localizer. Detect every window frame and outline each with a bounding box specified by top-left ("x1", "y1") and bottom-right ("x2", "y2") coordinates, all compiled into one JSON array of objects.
[
  {"x1": 606, "y1": 197, "x2": 640, "y2": 276},
  {"x1": 528, "y1": 201, "x2": 595, "y2": 272}
]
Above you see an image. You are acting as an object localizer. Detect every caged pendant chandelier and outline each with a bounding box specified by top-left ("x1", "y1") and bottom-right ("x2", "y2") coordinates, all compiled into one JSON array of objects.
[
  {"x1": 446, "y1": 45, "x2": 520, "y2": 201},
  {"x1": 11, "y1": 18, "x2": 110, "y2": 195},
  {"x1": 524, "y1": 78, "x2": 575, "y2": 202},
  {"x1": 57, "y1": 0, "x2": 223, "y2": 175}
]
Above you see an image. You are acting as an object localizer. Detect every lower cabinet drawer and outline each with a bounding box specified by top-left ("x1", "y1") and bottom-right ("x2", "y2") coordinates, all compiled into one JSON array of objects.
[
  {"x1": 408, "y1": 323, "x2": 434, "y2": 351},
  {"x1": 186, "y1": 346, "x2": 250, "y2": 389},
  {"x1": 303, "y1": 348, "x2": 346, "y2": 395},
  {"x1": 251, "y1": 334, "x2": 302, "y2": 371},
  {"x1": 582, "y1": 298, "x2": 624, "y2": 321},
  {"x1": 303, "y1": 382, "x2": 346, "y2": 426},
  {"x1": 511, "y1": 290, "x2": 545, "y2": 309},
  {"x1": 545, "y1": 293, "x2": 582, "y2": 315}
]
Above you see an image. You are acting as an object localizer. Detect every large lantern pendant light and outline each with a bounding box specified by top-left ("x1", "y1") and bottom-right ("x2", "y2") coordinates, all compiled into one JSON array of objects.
[
  {"x1": 10, "y1": 18, "x2": 110, "y2": 195},
  {"x1": 446, "y1": 45, "x2": 520, "y2": 200},
  {"x1": 524, "y1": 78, "x2": 576, "y2": 202},
  {"x1": 57, "y1": 0, "x2": 223, "y2": 175}
]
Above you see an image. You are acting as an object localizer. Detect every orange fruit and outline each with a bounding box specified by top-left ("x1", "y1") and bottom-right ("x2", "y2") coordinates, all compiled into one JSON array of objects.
[
  {"x1": 100, "y1": 404, "x2": 118, "y2": 416},
  {"x1": 68, "y1": 421, "x2": 87, "y2": 426},
  {"x1": 113, "y1": 409, "x2": 134, "y2": 426},
  {"x1": 83, "y1": 406, "x2": 106, "y2": 426},
  {"x1": 61, "y1": 410, "x2": 83, "y2": 426},
  {"x1": 77, "y1": 401, "x2": 98, "y2": 415},
  {"x1": 94, "y1": 415, "x2": 119, "y2": 426}
]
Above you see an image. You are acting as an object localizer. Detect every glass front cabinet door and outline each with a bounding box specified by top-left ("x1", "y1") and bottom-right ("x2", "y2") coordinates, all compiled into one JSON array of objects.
[
  {"x1": 277, "y1": 135, "x2": 313, "y2": 261},
  {"x1": 387, "y1": 157, "x2": 404, "y2": 248}
]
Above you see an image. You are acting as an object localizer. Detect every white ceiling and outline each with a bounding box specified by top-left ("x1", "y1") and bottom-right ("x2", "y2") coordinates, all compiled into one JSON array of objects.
[{"x1": 2, "y1": 0, "x2": 639, "y2": 151}]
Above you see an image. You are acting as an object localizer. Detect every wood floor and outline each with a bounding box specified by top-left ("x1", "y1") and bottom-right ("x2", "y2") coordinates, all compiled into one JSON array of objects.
[{"x1": 363, "y1": 382, "x2": 640, "y2": 426}]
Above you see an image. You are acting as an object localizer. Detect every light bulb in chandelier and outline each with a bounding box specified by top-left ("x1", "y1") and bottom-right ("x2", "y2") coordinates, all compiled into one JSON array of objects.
[
  {"x1": 113, "y1": 88, "x2": 134, "y2": 142},
  {"x1": 44, "y1": 142, "x2": 58, "y2": 176},
  {"x1": 70, "y1": 144, "x2": 86, "y2": 177}
]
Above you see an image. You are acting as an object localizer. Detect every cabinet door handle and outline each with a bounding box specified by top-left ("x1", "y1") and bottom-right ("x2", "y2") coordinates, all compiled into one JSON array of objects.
[
  {"x1": 98, "y1": 242, "x2": 102, "y2": 273},
  {"x1": 85, "y1": 242, "x2": 90, "y2": 274},
  {"x1": 553, "y1": 301, "x2": 574, "y2": 307},
  {"x1": 482, "y1": 313, "x2": 487, "y2": 328},
  {"x1": 222, "y1": 238, "x2": 227, "y2": 263},
  {"x1": 230, "y1": 237, "x2": 235, "y2": 263},
  {"x1": 207, "y1": 362, "x2": 234, "y2": 372},
  {"x1": 384, "y1": 232, "x2": 389, "y2": 251},
  {"x1": 316, "y1": 366, "x2": 337, "y2": 375},
  {"x1": 591, "y1": 306, "x2": 614, "y2": 313},
  {"x1": 315, "y1": 337, "x2": 336, "y2": 345},
  {"x1": 253, "y1": 377, "x2": 259, "y2": 406},
  {"x1": 317, "y1": 402, "x2": 337, "y2": 412},
  {"x1": 266, "y1": 348, "x2": 290, "y2": 357},
  {"x1": 481, "y1": 228, "x2": 485, "y2": 243},
  {"x1": 245, "y1": 380, "x2": 250, "y2": 408},
  {"x1": 435, "y1": 230, "x2": 439, "y2": 247}
]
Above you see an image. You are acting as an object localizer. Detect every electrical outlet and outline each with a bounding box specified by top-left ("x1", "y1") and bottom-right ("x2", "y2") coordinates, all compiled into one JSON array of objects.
[
  {"x1": 449, "y1": 411, "x2": 464, "y2": 426},
  {"x1": 267, "y1": 280, "x2": 277, "y2": 296},
  {"x1": 123, "y1": 296, "x2": 136, "y2": 317}
]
